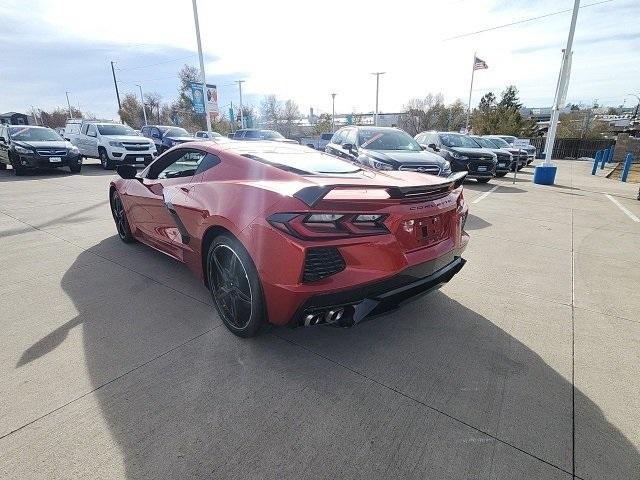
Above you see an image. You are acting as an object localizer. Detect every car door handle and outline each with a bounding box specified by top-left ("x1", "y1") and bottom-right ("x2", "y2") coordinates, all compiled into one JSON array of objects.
[{"x1": 180, "y1": 187, "x2": 191, "y2": 193}]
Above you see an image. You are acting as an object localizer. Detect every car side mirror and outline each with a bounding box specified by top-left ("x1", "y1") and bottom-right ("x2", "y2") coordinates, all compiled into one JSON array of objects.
[
  {"x1": 0, "y1": 138, "x2": 6, "y2": 145},
  {"x1": 116, "y1": 164, "x2": 138, "y2": 179},
  {"x1": 343, "y1": 143, "x2": 354, "y2": 152},
  {"x1": 152, "y1": 133, "x2": 160, "y2": 139},
  {"x1": 427, "y1": 143, "x2": 438, "y2": 151}
]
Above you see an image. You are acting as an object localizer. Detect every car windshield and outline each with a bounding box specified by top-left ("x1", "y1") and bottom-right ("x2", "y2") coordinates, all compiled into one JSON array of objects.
[
  {"x1": 488, "y1": 137, "x2": 510, "y2": 148},
  {"x1": 472, "y1": 137, "x2": 497, "y2": 148},
  {"x1": 358, "y1": 129, "x2": 421, "y2": 151},
  {"x1": 161, "y1": 127, "x2": 189, "y2": 137},
  {"x1": 440, "y1": 134, "x2": 481, "y2": 148},
  {"x1": 96, "y1": 124, "x2": 136, "y2": 136},
  {"x1": 9, "y1": 127, "x2": 62, "y2": 141},
  {"x1": 260, "y1": 130, "x2": 284, "y2": 139},
  {"x1": 499, "y1": 136, "x2": 516, "y2": 144}
]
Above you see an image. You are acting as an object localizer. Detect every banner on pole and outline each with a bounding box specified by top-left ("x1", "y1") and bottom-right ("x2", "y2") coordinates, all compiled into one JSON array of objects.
[
  {"x1": 191, "y1": 83, "x2": 205, "y2": 114},
  {"x1": 205, "y1": 84, "x2": 219, "y2": 117}
]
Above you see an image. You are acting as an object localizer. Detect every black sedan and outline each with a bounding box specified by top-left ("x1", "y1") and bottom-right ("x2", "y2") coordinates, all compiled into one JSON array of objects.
[
  {"x1": 415, "y1": 131, "x2": 496, "y2": 183},
  {"x1": 470, "y1": 135, "x2": 516, "y2": 177},
  {"x1": 0, "y1": 125, "x2": 82, "y2": 176}
]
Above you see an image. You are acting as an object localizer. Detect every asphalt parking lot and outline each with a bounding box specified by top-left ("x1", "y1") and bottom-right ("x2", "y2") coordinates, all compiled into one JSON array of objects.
[{"x1": 0, "y1": 160, "x2": 638, "y2": 479}]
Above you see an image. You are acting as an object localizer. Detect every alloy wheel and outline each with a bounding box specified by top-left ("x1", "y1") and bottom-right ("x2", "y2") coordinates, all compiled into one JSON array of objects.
[
  {"x1": 112, "y1": 194, "x2": 127, "y2": 239},
  {"x1": 211, "y1": 245, "x2": 253, "y2": 329}
]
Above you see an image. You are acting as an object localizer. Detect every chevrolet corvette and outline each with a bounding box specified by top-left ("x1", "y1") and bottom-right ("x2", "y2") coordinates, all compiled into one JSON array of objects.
[{"x1": 109, "y1": 141, "x2": 469, "y2": 337}]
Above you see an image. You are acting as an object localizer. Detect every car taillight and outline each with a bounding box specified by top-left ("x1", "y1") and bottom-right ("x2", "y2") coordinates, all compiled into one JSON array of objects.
[
  {"x1": 268, "y1": 212, "x2": 388, "y2": 240},
  {"x1": 456, "y1": 191, "x2": 468, "y2": 230}
]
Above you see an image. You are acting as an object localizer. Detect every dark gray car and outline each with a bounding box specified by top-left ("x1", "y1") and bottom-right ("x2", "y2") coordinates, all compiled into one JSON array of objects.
[{"x1": 325, "y1": 126, "x2": 451, "y2": 177}]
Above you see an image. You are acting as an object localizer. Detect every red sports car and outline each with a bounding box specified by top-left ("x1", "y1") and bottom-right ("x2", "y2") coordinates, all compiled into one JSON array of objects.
[{"x1": 109, "y1": 141, "x2": 469, "y2": 336}]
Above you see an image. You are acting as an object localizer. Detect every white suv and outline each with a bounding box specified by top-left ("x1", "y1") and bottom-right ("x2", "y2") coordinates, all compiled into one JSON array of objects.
[{"x1": 65, "y1": 120, "x2": 157, "y2": 169}]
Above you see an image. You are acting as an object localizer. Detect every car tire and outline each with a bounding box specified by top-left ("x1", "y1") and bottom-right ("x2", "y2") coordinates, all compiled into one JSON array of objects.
[
  {"x1": 100, "y1": 148, "x2": 112, "y2": 170},
  {"x1": 110, "y1": 190, "x2": 135, "y2": 243},
  {"x1": 69, "y1": 164, "x2": 82, "y2": 174},
  {"x1": 477, "y1": 178, "x2": 491, "y2": 183},
  {"x1": 207, "y1": 233, "x2": 267, "y2": 337},
  {"x1": 11, "y1": 158, "x2": 25, "y2": 176}
]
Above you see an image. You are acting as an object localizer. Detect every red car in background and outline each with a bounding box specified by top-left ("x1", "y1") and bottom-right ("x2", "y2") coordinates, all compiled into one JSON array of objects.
[{"x1": 110, "y1": 141, "x2": 469, "y2": 337}]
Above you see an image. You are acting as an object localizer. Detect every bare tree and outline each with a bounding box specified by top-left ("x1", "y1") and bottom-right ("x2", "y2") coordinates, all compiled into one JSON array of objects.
[
  {"x1": 281, "y1": 99, "x2": 301, "y2": 138},
  {"x1": 260, "y1": 95, "x2": 282, "y2": 130},
  {"x1": 118, "y1": 93, "x2": 144, "y2": 129},
  {"x1": 144, "y1": 92, "x2": 162, "y2": 124},
  {"x1": 38, "y1": 107, "x2": 84, "y2": 128}
]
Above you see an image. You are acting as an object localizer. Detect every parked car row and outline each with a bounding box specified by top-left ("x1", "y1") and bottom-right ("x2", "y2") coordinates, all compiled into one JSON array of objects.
[
  {"x1": 322, "y1": 126, "x2": 534, "y2": 184},
  {"x1": 1, "y1": 118, "x2": 534, "y2": 180}
]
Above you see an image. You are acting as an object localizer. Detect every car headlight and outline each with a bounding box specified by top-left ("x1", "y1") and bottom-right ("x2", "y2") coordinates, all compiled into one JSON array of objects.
[
  {"x1": 450, "y1": 151, "x2": 468, "y2": 161},
  {"x1": 108, "y1": 141, "x2": 124, "y2": 148},
  {"x1": 69, "y1": 145, "x2": 79, "y2": 153},
  {"x1": 442, "y1": 160, "x2": 451, "y2": 172},
  {"x1": 369, "y1": 159, "x2": 394, "y2": 171},
  {"x1": 14, "y1": 145, "x2": 31, "y2": 154}
]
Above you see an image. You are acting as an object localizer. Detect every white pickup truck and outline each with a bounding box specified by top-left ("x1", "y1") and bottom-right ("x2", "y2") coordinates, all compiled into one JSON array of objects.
[{"x1": 65, "y1": 120, "x2": 157, "y2": 169}]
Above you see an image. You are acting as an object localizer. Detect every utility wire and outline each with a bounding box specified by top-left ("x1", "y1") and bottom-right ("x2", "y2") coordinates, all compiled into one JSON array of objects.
[{"x1": 443, "y1": 0, "x2": 615, "y2": 40}]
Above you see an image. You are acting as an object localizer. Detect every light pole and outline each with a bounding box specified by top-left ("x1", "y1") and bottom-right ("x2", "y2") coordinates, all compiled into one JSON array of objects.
[
  {"x1": 626, "y1": 94, "x2": 639, "y2": 120},
  {"x1": 191, "y1": 0, "x2": 212, "y2": 133},
  {"x1": 543, "y1": 0, "x2": 580, "y2": 166},
  {"x1": 65, "y1": 91, "x2": 73, "y2": 119},
  {"x1": 331, "y1": 93, "x2": 336, "y2": 132},
  {"x1": 110, "y1": 61, "x2": 122, "y2": 117},
  {"x1": 236, "y1": 80, "x2": 245, "y2": 128},
  {"x1": 371, "y1": 72, "x2": 385, "y2": 126},
  {"x1": 136, "y1": 84, "x2": 148, "y2": 126}
]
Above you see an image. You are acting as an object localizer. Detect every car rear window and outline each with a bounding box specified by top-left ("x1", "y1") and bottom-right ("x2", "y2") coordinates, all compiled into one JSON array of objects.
[{"x1": 233, "y1": 145, "x2": 362, "y2": 175}]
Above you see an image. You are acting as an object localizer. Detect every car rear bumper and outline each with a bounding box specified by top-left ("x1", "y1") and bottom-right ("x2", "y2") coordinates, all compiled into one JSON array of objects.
[
  {"x1": 16, "y1": 153, "x2": 81, "y2": 168},
  {"x1": 289, "y1": 250, "x2": 466, "y2": 328}
]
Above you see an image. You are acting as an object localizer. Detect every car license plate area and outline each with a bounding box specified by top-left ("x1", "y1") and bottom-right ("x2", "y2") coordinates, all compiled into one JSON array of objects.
[
  {"x1": 416, "y1": 213, "x2": 449, "y2": 246},
  {"x1": 477, "y1": 165, "x2": 487, "y2": 172},
  {"x1": 49, "y1": 157, "x2": 62, "y2": 163},
  {"x1": 136, "y1": 157, "x2": 144, "y2": 162}
]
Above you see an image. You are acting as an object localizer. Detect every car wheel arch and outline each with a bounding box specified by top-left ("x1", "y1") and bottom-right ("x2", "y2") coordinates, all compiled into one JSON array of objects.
[{"x1": 201, "y1": 224, "x2": 236, "y2": 289}]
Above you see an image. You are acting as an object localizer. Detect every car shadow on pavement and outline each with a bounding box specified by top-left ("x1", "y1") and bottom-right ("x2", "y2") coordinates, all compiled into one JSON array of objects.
[
  {"x1": 464, "y1": 214, "x2": 491, "y2": 230},
  {"x1": 0, "y1": 201, "x2": 106, "y2": 239},
  {"x1": 14, "y1": 238, "x2": 640, "y2": 479},
  {"x1": 0, "y1": 167, "x2": 114, "y2": 182}
]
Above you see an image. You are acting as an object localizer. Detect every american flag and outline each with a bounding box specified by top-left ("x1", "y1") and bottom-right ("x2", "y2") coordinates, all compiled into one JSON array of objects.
[{"x1": 473, "y1": 56, "x2": 488, "y2": 70}]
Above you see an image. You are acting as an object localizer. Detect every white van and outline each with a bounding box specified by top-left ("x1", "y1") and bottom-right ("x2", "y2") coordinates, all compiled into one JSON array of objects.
[{"x1": 64, "y1": 119, "x2": 156, "y2": 169}]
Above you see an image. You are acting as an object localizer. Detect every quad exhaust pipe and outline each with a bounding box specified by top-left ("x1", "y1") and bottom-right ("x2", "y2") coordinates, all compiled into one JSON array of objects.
[{"x1": 302, "y1": 307, "x2": 352, "y2": 327}]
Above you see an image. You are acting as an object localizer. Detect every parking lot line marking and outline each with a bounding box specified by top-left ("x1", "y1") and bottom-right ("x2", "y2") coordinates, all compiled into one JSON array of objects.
[
  {"x1": 605, "y1": 194, "x2": 640, "y2": 222},
  {"x1": 472, "y1": 185, "x2": 500, "y2": 204}
]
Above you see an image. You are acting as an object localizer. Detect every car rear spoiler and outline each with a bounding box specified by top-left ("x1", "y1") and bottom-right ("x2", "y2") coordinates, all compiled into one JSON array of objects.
[{"x1": 294, "y1": 171, "x2": 467, "y2": 207}]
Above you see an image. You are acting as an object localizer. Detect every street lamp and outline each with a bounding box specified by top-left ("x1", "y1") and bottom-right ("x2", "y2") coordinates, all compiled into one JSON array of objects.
[
  {"x1": 371, "y1": 72, "x2": 385, "y2": 126},
  {"x1": 331, "y1": 93, "x2": 336, "y2": 132},
  {"x1": 65, "y1": 91, "x2": 73, "y2": 119},
  {"x1": 191, "y1": 0, "x2": 212, "y2": 133},
  {"x1": 136, "y1": 84, "x2": 148, "y2": 126},
  {"x1": 236, "y1": 80, "x2": 245, "y2": 128}
]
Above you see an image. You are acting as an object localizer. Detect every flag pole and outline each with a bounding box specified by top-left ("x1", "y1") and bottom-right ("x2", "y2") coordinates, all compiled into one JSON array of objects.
[{"x1": 466, "y1": 52, "x2": 476, "y2": 133}]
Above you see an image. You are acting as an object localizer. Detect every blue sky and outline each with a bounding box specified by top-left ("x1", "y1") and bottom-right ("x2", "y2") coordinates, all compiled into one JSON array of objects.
[{"x1": 1, "y1": 0, "x2": 638, "y2": 120}]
